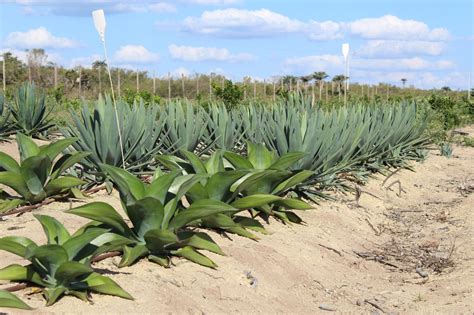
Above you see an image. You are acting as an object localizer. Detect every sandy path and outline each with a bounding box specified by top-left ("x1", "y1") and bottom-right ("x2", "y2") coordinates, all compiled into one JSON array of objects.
[{"x1": 0, "y1": 128, "x2": 473, "y2": 314}]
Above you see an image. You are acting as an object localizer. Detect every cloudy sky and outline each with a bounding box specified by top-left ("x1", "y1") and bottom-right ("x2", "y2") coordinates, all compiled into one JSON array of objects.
[{"x1": 0, "y1": 0, "x2": 473, "y2": 88}]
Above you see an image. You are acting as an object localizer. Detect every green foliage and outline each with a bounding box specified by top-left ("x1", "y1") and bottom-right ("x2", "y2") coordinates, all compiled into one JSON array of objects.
[
  {"x1": 0, "y1": 134, "x2": 87, "y2": 212},
  {"x1": 0, "y1": 214, "x2": 133, "y2": 306},
  {"x1": 10, "y1": 82, "x2": 54, "y2": 137},
  {"x1": 212, "y1": 79, "x2": 244, "y2": 109},
  {"x1": 67, "y1": 165, "x2": 235, "y2": 268},
  {"x1": 121, "y1": 88, "x2": 161, "y2": 107},
  {"x1": 204, "y1": 103, "x2": 245, "y2": 151},
  {"x1": 63, "y1": 96, "x2": 162, "y2": 182},
  {"x1": 0, "y1": 290, "x2": 32, "y2": 310}
]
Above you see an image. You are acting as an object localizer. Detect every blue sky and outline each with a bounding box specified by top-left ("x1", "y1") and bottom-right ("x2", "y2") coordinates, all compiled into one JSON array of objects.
[{"x1": 0, "y1": 0, "x2": 473, "y2": 89}]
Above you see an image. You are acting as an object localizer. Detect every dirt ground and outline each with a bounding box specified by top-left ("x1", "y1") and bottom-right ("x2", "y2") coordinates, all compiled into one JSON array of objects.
[{"x1": 0, "y1": 128, "x2": 473, "y2": 314}]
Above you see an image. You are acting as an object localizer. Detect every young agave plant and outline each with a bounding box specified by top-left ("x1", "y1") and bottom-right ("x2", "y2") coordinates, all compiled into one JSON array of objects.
[
  {"x1": 224, "y1": 142, "x2": 314, "y2": 223},
  {"x1": 0, "y1": 134, "x2": 89, "y2": 213},
  {"x1": 67, "y1": 165, "x2": 237, "y2": 268},
  {"x1": 157, "y1": 148, "x2": 311, "y2": 235},
  {"x1": 10, "y1": 82, "x2": 54, "y2": 137},
  {"x1": 0, "y1": 214, "x2": 133, "y2": 306}
]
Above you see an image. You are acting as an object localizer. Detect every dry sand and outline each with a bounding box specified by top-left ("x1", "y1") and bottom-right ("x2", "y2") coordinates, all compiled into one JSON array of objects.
[{"x1": 0, "y1": 128, "x2": 473, "y2": 314}]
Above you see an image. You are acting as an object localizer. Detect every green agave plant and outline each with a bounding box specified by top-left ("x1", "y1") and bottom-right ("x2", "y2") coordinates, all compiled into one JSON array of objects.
[
  {"x1": 67, "y1": 164, "x2": 238, "y2": 268},
  {"x1": 10, "y1": 82, "x2": 54, "y2": 137},
  {"x1": 0, "y1": 214, "x2": 133, "y2": 306},
  {"x1": 157, "y1": 146, "x2": 312, "y2": 228},
  {"x1": 204, "y1": 103, "x2": 245, "y2": 151},
  {"x1": 62, "y1": 96, "x2": 163, "y2": 183},
  {"x1": 0, "y1": 94, "x2": 15, "y2": 141},
  {"x1": 0, "y1": 134, "x2": 88, "y2": 213},
  {"x1": 223, "y1": 142, "x2": 313, "y2": 223},
  {"x1": 159, "y1": 101, "x2": 213, "y2": 156},
  {"x1": 0, "y1": 289, "x2": 32, "y2": 310}
]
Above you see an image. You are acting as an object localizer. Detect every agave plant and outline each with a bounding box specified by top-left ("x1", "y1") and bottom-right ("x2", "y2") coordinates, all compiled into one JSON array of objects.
[
  {"x1": 160, "y1": 101, "x2": 212, "y2": 156},
  {"x1": 0, "y1": 134, "x2": 88, "y2": 213},
  {"x1": 67, "y1": 164, "x2": 239, "y2": 268},
  {"x1": 0, "y1": 94, "x2": 15, "y2": 140},
  {"x1": 0, "y1": 214, "x2": 133, "y2": 306},
  {"x1": 10, "y1": 82, "x2": 54, "y2": 137},
  {"x1": 0, "y1": 290, "x2": 32, "y2": 310},
  {"x1": 157, "y1": 146, "x2": 312, "y2": 227},
  {"x1": 204, "y1": 103, "x2": 245, "y2": 151},
  {"x1": 62, "y1": 96, "x2": 163, "y2": 184}
]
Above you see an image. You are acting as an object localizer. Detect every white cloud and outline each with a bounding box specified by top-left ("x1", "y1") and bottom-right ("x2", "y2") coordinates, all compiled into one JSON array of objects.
[
  {"x1": 168, "y1": 44, "x2": 254, "y2": 62},
  {"x1": 113, "y1": 45, "x2": 160, "y2": 64},
  {"x1": 306, "y1": 20, "x2": 343, "y2": 40},
  {"x1": 149, "y1": 3, "x2": 176, "y2": 13},
  {"x1": 4, "y1": 27, "x2": 79, "y2": 49},
  {"x1": 183, "y1": 9, "x2": 304, "y2": 37},
  {"x1": 182, "y1": 10, "x2": 450, "y2": 42},
  {"x1": 347, "y1": 15, "x2": 450, "y2": 41},
  {"x1": 285, "y1": 54, "x2": 455, "y2": 73},
  {"x1": 356, "y1": 40, "x2": 446, "y2": 57}
]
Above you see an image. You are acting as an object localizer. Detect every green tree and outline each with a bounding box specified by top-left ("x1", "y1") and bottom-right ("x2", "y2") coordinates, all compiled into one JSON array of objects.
[
  {"x1": 1, "y1": 52, "x2": 27, "y2": 87},
  {"x1": 212, "y1": 79, "x2": 244, "y2": 109}
]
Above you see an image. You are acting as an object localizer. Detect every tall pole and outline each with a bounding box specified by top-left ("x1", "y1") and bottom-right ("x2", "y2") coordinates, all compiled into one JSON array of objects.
[
  {"x1": 117, "y1": 70, "x2": 121, "y2": 98},
  {"x1": 273, "y1": 81, "x2": 276, "y2": 102},
  {"x1": 325, "y1": 81, "x2": 328, "y2": 101},
  {"x1": 98, "y1": 67, "x2": 102, "y2": 95},
  {"x1": 136, "y1": 69, "x2": 139, "y2": 93},
  {"x1": 196, "y1": 74, "x2": 199, "y2": 96},
  {"x1": 209, "y1": 76, "x2": 212, "y2": 100},
  {"x1": 181, "y1": 73, "x2": 185, "y2": 99},
  {"x1": 28, "y1": 63, "x2": 32, "y2": 84},
  {"x1": 253, "y1": 79, "x2": 256, "y2": 98},
  {"x1": 311, "y1": 81, "x2": 315, "y2": 106},
  {"x1": 54, "y1": 64, "x2": 58, "y2": 89},
  {"x1": 168, "y1": 72, "x2": 171, "y2": 101},
  {"x1": 78, "y1": 66, "x2": 82, "y2": 95},
  {"x1": 153, "y1": 70, "x2": 156, "y2": 95}
]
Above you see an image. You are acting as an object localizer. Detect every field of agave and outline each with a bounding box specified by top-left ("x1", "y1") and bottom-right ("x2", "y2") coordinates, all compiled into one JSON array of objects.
[{"x1": 0, "y1": 83, "x2": 430, "y2": 309}]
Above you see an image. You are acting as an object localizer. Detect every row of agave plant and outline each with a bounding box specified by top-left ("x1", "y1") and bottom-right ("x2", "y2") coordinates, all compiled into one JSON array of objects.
[{"x1": 0, "y1": 83, "x2": 430, "y2": 309}]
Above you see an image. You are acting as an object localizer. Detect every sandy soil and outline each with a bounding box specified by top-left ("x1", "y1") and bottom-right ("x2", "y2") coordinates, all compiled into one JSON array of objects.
[{"x1": 0, "y1": 128, "x2": 473, "y2": 314}]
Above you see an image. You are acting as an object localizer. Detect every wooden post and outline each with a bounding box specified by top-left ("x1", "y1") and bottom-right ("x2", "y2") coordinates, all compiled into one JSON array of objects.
[
  {"x1": 325, "y1": 81, "x2": 328, "y2": 101},
  {"x1": 296, "y1": 80, "x2": 300, "y2": 93},
  {"x1": 289, "y1": 78, "x2": 292, "y2": 91},
  {"x1": 153, "y1": 70, "x2": 156, "y2": 95},
  {"x1": 181, "y1": 73, "x2": 185, "y2": 99},
  {"x1": 54, "y1": 64, "x2": 58, "y2": 89},
  {"x1": 98, "y1": 67, "x2": 102, "y2": 95},
  {"x1": 168, "y1": 72, "x2": 171, "y2": 101},
  {"x1": 136, "y1": 70, "x2": 139, "y2": 93},
  {"x1": 196, "y1": 74, "x2": 199, "y2": 96},
  {"x1": 78, "y1": 66, "x2": 82, "y2": 95},
  {"x1": 28, "y1": 63, "x2": 32, "y2": 84},
  {"x1": 311, "y1": 81, "x2": 315, "y2": 106},
  {"x1": 272, "y1": 81, "x2": 276, "y2": 102},
  {"x1": 209, "y1": 76, "x2": 212, "y2": 100},
  {"x1": 263, "y1": 79, "x2": 266, "y2": 100},
  {"x1": 253, "y1": 79, "x2": 256, "y2": 98},
  {"x1": 280, "y1": 78, "x2": 283, "y2": 91},
  {"x1": 117, "y1": 70, "x2": 121, "y2": 98}
]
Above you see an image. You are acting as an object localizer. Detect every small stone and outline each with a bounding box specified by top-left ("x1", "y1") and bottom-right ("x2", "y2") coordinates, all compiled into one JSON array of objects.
[{"x1": 415, "y1": 267, "x2": 429, "y2": 278}]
